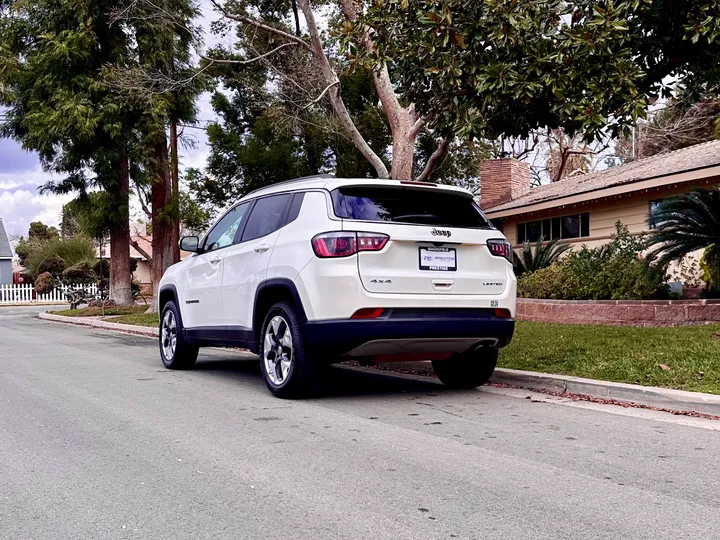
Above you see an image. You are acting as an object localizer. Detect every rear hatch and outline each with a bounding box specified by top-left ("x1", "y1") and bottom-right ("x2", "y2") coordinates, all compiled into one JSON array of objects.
[{"x1": 330, "y1": 184, "x2": 510, "y2": 295}]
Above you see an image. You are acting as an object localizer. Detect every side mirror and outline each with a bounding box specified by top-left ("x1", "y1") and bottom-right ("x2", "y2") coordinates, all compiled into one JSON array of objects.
[{"x1": 180, "y1": 236, "x2": 201, "y2": 253}]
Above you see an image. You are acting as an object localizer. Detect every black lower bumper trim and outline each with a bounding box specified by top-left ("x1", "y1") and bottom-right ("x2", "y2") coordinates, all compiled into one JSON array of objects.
[{"x1": 303, "y1": 314, "x2": 514, "y2": 357}]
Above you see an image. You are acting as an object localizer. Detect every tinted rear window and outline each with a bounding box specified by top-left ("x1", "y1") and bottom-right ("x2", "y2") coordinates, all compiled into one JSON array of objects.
[{"x1": 331, "y1": 186, "x2": 492, "y2": 229}]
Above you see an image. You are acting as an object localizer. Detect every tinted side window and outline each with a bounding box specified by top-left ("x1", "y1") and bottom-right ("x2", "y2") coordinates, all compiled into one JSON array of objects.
[
  {"x1": 285, "y1": 192, "x2": 305, "y2": 225},
  {"x1": 241, "y1": 194, "x2": 293, "y2": 242},
  {"x1": 204, "y1": 202, "x2": 250, "y2": 251}
]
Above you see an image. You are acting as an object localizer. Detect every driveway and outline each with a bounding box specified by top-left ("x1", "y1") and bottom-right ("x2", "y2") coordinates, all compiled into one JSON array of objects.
[{"x1": 1, "y1": 305, "x2": 719, "y2": 539}]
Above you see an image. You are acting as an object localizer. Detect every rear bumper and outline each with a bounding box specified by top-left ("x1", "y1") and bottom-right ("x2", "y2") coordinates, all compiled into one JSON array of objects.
[{"x1": 303, "y1": 309, "x2": 515, "y2": 358}]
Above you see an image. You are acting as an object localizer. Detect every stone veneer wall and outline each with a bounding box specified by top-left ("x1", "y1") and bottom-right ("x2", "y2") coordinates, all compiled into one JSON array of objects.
[{"x1": 517, "y1": 298, "x2": 720, "y2": 327}]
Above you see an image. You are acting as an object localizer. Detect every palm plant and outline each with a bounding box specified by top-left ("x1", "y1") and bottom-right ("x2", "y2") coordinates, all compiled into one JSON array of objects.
[
  {"x1": 647, "y1": 188, "x2": 720, "y2": 293},
  {"x1": 513, "y1": 236, "x2": 572, "y2": 276}
]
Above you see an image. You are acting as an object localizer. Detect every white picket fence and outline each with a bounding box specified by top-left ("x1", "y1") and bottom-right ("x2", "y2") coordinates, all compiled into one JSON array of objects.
[{"x1": 0, "y1": 283, "x2": 99, "y2": 305}]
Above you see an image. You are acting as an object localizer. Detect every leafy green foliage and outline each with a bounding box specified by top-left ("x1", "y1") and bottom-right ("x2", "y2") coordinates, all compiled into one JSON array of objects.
[
  {"x1": 28, "y1": 222, "x2": 59, "y2": 242},
  {"x1": 699, "y1": 246, "x2": 720, "y2": 297},
  {"x1": 518, "y1": 223, "x2": 669, "y2": 300},
  {"x1": 38, "y1": 254, "x2": 66, "y2": 278},
  {"x1": 14, "y1": 238, "x2": 31, "y2": 267},
  {"x1": 62, "y1": 261, "x2": 96, "y2": 283},
  {"x1": 514, "y1": 237, "x2": 572, "y2": 276},
  {"x1": 357, "y1": 0, "x2": 720, "y2": 142},
  {"x1": 34, "y1": 272, "x2": 56, "y2": 296},
  {"x1": 93, "y1": 259, "x2": 110, "y2": 279},
  {"x1": 647, "y1": 189, "x2": 720, "y2": 295},
  {"x1": 23, "y1": 236, "x2": 96, "y2": 280}
]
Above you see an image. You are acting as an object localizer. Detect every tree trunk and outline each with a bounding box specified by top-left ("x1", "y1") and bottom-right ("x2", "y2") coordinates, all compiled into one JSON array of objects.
[
  {"x1": 390, "y1": 114, "x2": 421, "y2": 180},
  {"x1": 109, "y1": 156, "x2": 134, "y2": 306},
  {"x1": 170, "y1": 121, "x2": 181, "y2": 263},
  {"x1": 150, "y1": 133, "x2": 174, "y2": 311}
]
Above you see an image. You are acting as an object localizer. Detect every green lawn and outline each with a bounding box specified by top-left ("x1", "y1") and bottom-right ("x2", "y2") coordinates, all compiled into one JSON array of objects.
[
  {"x1": 50, "y1": 306, "x2": 148, "y2": 317},
  {"x1": 499, "y1": 321, "x2": 720, "y2": 395},
  {"x1": 106, "y1": 313, "x2": 159, "y2": 327}
]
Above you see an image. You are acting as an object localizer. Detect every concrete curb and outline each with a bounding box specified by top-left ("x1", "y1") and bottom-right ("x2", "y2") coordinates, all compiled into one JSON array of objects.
[
  {"x1": 36, "y1": 313, "x2": 720, "y2": 416},
  {"x1": 490, "y1": 368, "x2": 720, "y2": 417},
  {"x1": 38, "y1": 312, "x2": 158, "y2": 337},
  {"x1": 385, "y1": 361, "x2": 720, "y2": 417}
]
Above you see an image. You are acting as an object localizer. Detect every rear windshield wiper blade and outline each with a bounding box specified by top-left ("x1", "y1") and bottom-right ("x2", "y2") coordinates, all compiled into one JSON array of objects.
[{"x1": 391, "y1": 214, "x2": 440, "y2": 223}]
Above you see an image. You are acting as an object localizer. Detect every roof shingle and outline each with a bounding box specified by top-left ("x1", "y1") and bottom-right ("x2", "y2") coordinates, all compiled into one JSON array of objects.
[
  {"x1": 0, "y1": 218, "x2": 13, "y2": 259},
  {"x1": 486, "y1": 139, "x2": 720, "y2": 213}
]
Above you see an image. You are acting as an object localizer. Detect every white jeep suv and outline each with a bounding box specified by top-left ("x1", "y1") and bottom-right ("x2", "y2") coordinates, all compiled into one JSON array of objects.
[{"x1": 158, "y1": 175, "x2": 516, "y2": 397}]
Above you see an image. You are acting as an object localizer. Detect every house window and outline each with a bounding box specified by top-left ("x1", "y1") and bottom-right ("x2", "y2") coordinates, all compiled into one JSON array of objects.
[{"x1": 517, "y1": 212, "x2": 590, "y2": 243}]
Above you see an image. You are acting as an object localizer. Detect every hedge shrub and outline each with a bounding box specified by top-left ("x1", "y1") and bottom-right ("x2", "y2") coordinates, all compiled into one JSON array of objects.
[{"x1": 517, "y1": 223, "x2": 669, "y2": 301}]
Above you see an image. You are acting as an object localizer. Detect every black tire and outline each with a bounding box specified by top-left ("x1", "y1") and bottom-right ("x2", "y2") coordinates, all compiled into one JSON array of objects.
[
  {"x1": 159, "y1": 300, "x2": 199, "y2": 369},
  {"x1": 259, "y1": 301, "x2": 317, "y2": 398},
  {"x1": 432, "y1": 348, "x2": 498, "y2": 389}
]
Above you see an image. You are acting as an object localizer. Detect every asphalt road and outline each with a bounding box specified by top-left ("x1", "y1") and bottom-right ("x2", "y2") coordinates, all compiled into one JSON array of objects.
[{"x1": 1, "y1": 305, "x2": 719, "y2": 540}]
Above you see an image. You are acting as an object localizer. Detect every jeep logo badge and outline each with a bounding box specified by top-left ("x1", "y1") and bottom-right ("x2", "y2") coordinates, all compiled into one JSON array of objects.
[{"x1": 431, "y1": 229, "x2": 451, "y2": 238}]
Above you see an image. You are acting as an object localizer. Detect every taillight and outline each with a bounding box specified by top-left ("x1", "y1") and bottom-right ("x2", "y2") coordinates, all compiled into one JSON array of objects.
[
  {"x1": 351, "y1": 308, "x2": 385, "y2": 319},
  {"x1": 312, "y1": 232, "x2": 389, "y2": 258},
  {"x1": 493, "y1": 308, "x2": 512, "y2": 319},
  {"x1": 487, "y1": 239, "x2": 513, "y2": 264}
]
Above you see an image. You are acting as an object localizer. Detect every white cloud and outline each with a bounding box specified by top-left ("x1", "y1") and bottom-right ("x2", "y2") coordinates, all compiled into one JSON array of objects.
[{"x1": 0, "y1": 188, "x2": 73, "y2": 238}]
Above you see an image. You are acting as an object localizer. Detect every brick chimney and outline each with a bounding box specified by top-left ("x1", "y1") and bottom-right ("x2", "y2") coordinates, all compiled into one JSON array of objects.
[{"x1": 479, "y1": 158, "x2": 531, "y2": 211}]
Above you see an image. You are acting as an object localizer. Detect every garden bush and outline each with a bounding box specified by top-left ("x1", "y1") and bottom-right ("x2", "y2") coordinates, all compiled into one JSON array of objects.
[
  {"x1": 37, "y1": 254, "x2": 66, "y2": 277},
  {"x1": 34, "y1": 272, "x2": 56, "y2": 295},
  {"x1": 62, "y1": 262, "x2": 96, "y2": 283},
  {"x1": 24, "y1": 236, "x2": 96, "y2": 279},
  {"x1": 517, "y1": 222, "x2": 669, "y2": 300}
]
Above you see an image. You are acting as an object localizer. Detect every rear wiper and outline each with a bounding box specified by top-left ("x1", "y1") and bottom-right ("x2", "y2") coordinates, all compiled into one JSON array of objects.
[{"x1": 391, "y1": 214, "x2": 440, "y2": 223}]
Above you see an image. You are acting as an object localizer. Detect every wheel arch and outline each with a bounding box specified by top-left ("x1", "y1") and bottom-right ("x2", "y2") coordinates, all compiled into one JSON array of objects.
[
  {"x1": 253, "y1": 279, "x2": 307, "y2": 338},
  {"x1": 159, "y1": 284, "x2": 179, "y2": 313}
]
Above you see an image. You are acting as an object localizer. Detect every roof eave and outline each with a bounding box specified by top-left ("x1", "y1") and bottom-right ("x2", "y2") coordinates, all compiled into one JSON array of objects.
[{"x1": 486, "y1": 163, "x2": 720, "y2": 219}]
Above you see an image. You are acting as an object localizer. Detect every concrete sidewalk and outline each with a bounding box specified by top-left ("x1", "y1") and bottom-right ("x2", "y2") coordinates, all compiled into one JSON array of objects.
[{"x1": 38, "y1": 311, "x2": 720, "y2": 417}]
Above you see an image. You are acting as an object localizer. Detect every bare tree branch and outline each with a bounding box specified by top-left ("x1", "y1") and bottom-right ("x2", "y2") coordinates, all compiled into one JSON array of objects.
[
  {"x1": 302, "y1": 81, "x2": 340, "y2": 110},
  {"x1": 210, "y1": 0, "x2": 312, "y2": 51},
  {"x1": 297, "y1": 0, "x2": 389, "y2": 178},
  {"x1": 291, "y1": 0, "x2": 301, "y2": 36},
  {"x1": 409, "y1": 115, "x2": 426, "y2": 139},
  {"x1": 416, "y1": 139, "x2": 450, "y2": 182},
  {"x1": 200, "y1": 42, "x2": 298, "y2": 65},
  {"x1": 135, "y1": 187, "x2": 152, "y2": 219},
  {"x1": 338, "y1": 0, "x2": 418, "y2": 137},
  {"x1": 130, "y1": 239, "x2": 153, "y2": 264}
]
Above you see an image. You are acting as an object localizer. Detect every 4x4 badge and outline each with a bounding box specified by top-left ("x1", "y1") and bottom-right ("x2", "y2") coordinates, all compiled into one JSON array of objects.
[{"x1": 431, "y1": 229, "x2": 451, "y2": 238}]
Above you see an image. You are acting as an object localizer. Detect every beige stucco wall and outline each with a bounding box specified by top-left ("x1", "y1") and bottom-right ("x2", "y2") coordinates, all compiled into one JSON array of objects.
[
  {"x1": 133, "y1": 260, "x2": 152, "y2": 285},
  {"x1": 501, "y1": 180, "x2": 715, "y2": 249}
]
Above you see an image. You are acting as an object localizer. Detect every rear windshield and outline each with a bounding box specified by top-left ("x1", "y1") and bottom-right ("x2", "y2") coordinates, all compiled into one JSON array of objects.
[{"x1": 331, "y1": 186, "x2": 492, "y2": 229}]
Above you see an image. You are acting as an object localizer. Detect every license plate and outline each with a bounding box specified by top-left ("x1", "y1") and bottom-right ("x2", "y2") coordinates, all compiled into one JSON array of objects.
[{"x1": 419, "y1": 247, "x2": 457, "y2": 271}]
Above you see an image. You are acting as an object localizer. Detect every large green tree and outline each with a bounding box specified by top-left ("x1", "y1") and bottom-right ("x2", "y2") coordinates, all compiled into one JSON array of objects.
[
  {"x1": 0, "y1": 0, "x2": 138, "y2": 304},
  {"x1": 358, "y1": 0, "x2": 720, "y2": 143},
  {"x1": 104, "y1": 0, "x2": 203, "y2": 304},
  {"x1": 203, "y1": 0, "x2": 720, "y2": 183}
]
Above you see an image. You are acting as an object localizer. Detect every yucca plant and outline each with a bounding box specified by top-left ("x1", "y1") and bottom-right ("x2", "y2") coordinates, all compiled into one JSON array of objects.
[
  {"x1": 513, "y1": 236, "x2": 572, "y2": 276},
  {"x1": 647, "y1": 188, "x2": 720, "y2": 294}
]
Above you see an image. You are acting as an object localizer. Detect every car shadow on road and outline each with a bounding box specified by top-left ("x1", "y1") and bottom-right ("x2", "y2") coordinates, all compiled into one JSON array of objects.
[{"x1": 193, "y1": 354, "x2": 460, "y2": 399}]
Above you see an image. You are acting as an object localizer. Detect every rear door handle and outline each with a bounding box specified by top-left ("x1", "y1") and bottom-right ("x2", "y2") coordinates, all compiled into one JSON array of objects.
[{"x1": 254, "y1": 244, "x2": 271, "y2": 253}]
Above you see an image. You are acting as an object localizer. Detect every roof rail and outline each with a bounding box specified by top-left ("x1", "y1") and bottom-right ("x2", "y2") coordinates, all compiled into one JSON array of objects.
[{"x1": 243, "y1": 174, "x2": 336, "y2": 198}]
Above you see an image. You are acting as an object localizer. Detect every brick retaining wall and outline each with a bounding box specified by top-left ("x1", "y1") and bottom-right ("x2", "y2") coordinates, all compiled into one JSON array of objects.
[{"x1": 517, "y1": 298, "x2": 720, "y2": 327}]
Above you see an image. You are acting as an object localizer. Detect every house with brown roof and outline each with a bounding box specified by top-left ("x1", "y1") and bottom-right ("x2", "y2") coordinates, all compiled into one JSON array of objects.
[{"x1": 481, "y1": 140, "x2": 720, "y2": 253}]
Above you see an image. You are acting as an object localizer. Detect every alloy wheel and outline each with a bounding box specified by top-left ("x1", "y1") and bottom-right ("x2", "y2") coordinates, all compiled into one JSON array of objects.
[
  {"x1": 161, "y1": 310, "x2": 177, "y2": 361},
  {"x1": 263, "y1": 316, "x2": 293, "y2": 386}
]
